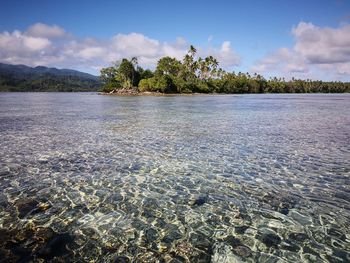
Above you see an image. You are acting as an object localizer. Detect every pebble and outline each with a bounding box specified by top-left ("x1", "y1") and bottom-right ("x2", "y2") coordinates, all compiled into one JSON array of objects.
[
  {"x1": 234, "y1": 245, "x2": 252, "y2": 257},
  {"x1": 235, "y1": 226, "x2": 249, "y2": 234},
  {"x1": 261, "y1": 233, "x2": 281, "y2": 247},
  {"x1": 15, "y1": 198, "x2": 39, "y2": 218},
  {"x1": 37, "y1": 233, "x2": 74, "y2": 260},
  {"x1": 113, "y1": 256, "x2": 131, "y2": 263},
  {"x1": 288, "y1": 232, "x2": 308, "y2": 242}
]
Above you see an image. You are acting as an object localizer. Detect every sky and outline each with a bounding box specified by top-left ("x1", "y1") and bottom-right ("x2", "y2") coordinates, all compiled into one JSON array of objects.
[{"x1": 0, "y1": 0, "x2": 350, "y2": 81}]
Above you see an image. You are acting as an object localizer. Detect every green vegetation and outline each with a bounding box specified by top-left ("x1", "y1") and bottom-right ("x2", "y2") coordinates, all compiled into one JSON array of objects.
[
  {"x1": 0, "y1": 63, "x2": 100, "y2": 92},
  {"x1": 100, "y1": 45, "x2": 350, "y2": 94}
]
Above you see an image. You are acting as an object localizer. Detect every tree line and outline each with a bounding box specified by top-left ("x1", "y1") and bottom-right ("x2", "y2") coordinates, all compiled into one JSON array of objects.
[
  {"x1": 100, "y1": 45, "x2": 350, "y2": 94},
  {"x1": 0, "y1": 74, "x2": 100, "y2": 92}
]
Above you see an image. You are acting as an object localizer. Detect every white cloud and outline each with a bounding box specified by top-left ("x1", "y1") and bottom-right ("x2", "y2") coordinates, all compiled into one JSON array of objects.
[
  {"x1": 217, "y1": 41, "x2": 241, "y2": 67},
  {"x1": 77, "y1": 47, "x2": 106, "y2": 60},
  {"x1": 335, "y1": 63, "x2": 350, "y2": 75},
  {"x1": 112, "y1": 33, "x2": 160, "y2": 57},
  {"x1": 27, "y1": 23, "x2": 66, "y2": 38},
  {"x1": 0, "y1": 30, "x2": 51, "y2": 52},
  {"x1": 161, "y1": 44, "x2": 186, "y2": 61},
  {"x1": 252, "y1": 48, "x2": 308, "y2": 74},
  {"x1": 0, "y1": 23, "x2": 241, "y2": 74},
  {"x1": 23, "y1": 36, "x2": 51, "y2": 51},
  {"x1": 0, "y1": 30, "x2": 52, "y2": 66},
  {"x1": 199, "y1": 41, "x2": 241, "y2": 68},
  {"x1": 292, "y1": 22, "x2": 350, "y2": 64},
  {"x1": 252, "y1": 22, "x2": 350, "y2": 80}
]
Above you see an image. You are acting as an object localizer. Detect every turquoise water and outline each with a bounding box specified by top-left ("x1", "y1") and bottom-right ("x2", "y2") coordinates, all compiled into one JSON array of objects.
[{"x1": 0, "y1": 93, "x2": 349, "y2": 262}]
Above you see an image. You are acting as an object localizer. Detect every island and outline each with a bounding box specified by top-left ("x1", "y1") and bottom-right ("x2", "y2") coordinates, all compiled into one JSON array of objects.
[{"x1": 100, "y1": 45, "x2": 350, "y2": 95}]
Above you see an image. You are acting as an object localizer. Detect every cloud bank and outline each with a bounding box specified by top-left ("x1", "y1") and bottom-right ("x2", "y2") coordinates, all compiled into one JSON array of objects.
[
  {"x1": 252, "y1": 22, "x2": 350, "y2": 80},
  {"x1": 1, "y1": 22, "x2": 349, "y2": 80},
  {"x1": 0, "y1": 23, "x2": 241, "y2": 74}
]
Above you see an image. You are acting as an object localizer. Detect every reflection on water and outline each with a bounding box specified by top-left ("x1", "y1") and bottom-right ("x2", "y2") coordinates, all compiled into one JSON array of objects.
[{"x1": 0, "y1": 93, "x2": 349, "y2": 262}]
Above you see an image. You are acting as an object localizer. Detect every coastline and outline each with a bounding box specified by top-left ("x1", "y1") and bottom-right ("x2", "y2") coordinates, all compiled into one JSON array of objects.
[
  {"x1": 98, "y1": 91, "x2": 350, "y2": 96},
  {"x1": 99, "y1": 89, "x2": 223, "y2": 96}
]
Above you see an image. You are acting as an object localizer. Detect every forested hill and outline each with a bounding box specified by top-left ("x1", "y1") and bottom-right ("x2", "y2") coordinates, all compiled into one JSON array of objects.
[{"x1": 0, "y1": 63, "x2": 101, "y2": 92}]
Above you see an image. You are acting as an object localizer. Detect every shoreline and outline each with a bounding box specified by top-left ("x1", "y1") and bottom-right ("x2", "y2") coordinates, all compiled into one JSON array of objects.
[
  {"x1": 99, "y1": 89, "x2": 225, "y2": 96},
  {"x1": 98, "y1": 90, "x2": 350, "y2": 96}
]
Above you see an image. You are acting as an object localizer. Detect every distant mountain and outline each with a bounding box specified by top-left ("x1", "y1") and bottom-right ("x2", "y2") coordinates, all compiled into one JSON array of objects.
[{"x1": 0, "y1": 63, "x2": 101, "y2": 92}]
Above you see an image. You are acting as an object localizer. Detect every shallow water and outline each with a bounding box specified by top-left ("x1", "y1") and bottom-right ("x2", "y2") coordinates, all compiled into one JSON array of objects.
[{"x1": 0, "y1": 93, "x2": 349, "y2": 262}]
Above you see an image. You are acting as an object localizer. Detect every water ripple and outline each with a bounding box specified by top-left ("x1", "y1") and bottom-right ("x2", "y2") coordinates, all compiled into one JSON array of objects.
[{"x1": 0, "y1": 93, "x2": 349, "y2": 262}]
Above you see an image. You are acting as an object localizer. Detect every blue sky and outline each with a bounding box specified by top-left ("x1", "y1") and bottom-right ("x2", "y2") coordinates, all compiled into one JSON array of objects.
[{"x1": 0, "y1": 0, "x2": 350, "y2": 80}]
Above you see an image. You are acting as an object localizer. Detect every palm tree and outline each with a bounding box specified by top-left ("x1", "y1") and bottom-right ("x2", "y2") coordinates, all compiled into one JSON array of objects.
[
  {"x1": 210, "y1": 57, "x2": 219, "y2": 78},
  {"x1": 183, "y1": 54, "x2": 193, "y2": 72},
  {"x1": 197, "y1": 57, "x2": 203, "y2": 79},
  {"x1": 131, "y1": 57, "x2": 138, "y2": 87},
  {"x1": 183, "y1": 46, "x2": 199, "y2": 79},
  {"x1": 189, "y1": 45, "x2": 197, "y2": 57}
]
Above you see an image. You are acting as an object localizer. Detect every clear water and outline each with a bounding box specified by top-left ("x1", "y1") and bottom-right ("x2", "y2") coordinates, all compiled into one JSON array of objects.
[{"x1": 0, "y1": 93, "x2": 349, "y2": 262}]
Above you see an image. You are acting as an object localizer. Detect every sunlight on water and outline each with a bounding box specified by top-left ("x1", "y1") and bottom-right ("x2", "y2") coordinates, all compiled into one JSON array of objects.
[{"x1": 0, "y1": 93, "x2": 349, "y2": 262}]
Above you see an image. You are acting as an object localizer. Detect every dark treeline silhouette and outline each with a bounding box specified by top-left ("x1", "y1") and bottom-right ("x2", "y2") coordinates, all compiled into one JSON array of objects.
[{"x1": 100, "y1": 45, "x2": 350, "y2": 94}]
